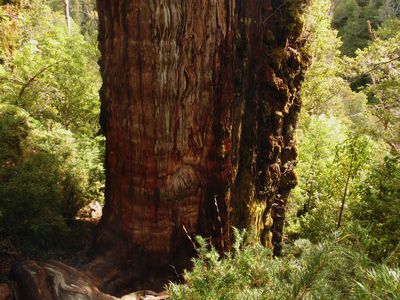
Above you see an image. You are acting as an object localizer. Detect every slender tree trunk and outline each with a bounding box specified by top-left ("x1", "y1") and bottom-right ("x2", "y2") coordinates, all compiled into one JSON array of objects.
[
  {"x1": 9, "y1": 0, "x2": 310, "y2": 298},
  {"x1": 337, "y1": 158, "x2": 353, "y2": 229},
  {"x1": 65, "y1": 0, "x2": 71, "y2": 35}
]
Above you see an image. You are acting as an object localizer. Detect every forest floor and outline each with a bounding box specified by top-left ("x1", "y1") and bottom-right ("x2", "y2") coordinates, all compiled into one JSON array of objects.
[{"x1": 0, "y1": 203, "x2": 102, "y2": 283}]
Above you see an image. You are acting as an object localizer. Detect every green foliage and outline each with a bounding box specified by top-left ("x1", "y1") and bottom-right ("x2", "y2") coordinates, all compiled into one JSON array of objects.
[
  {"x1": 300, "y1": 0, "x2": 368, "y2": 121},
  {"x1": 331, "y1": 133, "x2": 373, "y2": 228},
  {"x1": 0, "y1": 2, "x2": 101, "y2": 135},
  {"x1": 333, "y1": 0, "x2": 400, "y2": 55},
  {"x1": 288, "y1": 0, "x2": 376, "y2": 242},
  {"x1": 288, "y1": 115, "x2": 373, "y2": 240},
  {"x1": 348, "y1": 19, "x2": 400, "y2": 150},
  {"x1": 302, "y1": 0, "x2": 348, "y2": 116},
  {"x1": 46, "y1": 0, "x2": 98, "y2": 41},
  {"x1": 0, "y1": 4, "x2": 22, "y2": 62},
  {"x1": 0, "y1": 1, "x2": 103, "y2": 250},
  {"x1": 352, "y1": 155, "x2": 400, "y2": 263},
  {"x1": 168, "y1": 230, "x2": 400, "y2": 300},
  {"x1": 333, "y1": 0, "x2": 385, "y2": 56},
  {"x1": 287, "y1": 115, "x2": 346, "y2": 239},
  {"x1": 288, "y1": 0, "x2": 400, "y2": 270},
  {"x1": 0, "y1": 104, "x2": 103, "y2": 248}
]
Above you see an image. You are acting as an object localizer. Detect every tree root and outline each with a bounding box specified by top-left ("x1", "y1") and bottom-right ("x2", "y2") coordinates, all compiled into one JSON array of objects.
[{"x1": 6, "y1": 260, "x2": 169, "y2": 300}]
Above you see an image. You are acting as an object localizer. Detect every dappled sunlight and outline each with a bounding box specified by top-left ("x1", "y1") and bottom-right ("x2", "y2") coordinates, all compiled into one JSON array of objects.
[{"x1": 0, "y1": 0, "x2": 398, "y2": 299}]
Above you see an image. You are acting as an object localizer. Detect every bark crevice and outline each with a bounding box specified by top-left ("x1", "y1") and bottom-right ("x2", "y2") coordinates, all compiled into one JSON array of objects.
[{"x1": 7, "y1": 0, "x2": 310, "y2": 298}]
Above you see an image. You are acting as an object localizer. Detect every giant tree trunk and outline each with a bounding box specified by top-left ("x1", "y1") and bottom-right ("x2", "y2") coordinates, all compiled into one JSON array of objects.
[
  {"x1": 94, "y1": 0, "x2": 309, "y2": 282},
  {"x1": 8, "y1": 0, "x2": 309, "y2": 298}
]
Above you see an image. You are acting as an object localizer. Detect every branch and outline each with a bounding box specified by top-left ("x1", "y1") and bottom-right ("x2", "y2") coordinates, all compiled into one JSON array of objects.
[
  {"x1": 359, "y1": 55, "x2": 400, "y2": 78},
  {"x1": 263, "y1": 0, "x2": 292, "y2": 25},
  {"x1": 367, "y1": 20, "x2": 377, "y2": 41},
  {"x1": 18, "y1": 62, "x2": 58, "y2": 99}
]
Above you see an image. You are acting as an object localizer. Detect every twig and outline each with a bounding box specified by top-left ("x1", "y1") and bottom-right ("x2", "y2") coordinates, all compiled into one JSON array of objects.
[
  {"x1": 262, "y1": 0, "x2": 292, "y2": 25},
  {"x1": 214, "y1": 195, "x2": 225, "y2": 250},
  {"x1": 359, "y1": 55, "x2": 400, "y2": 78},
  {"x1": 18, "y1": 62, "x2": 58, "y2": 99},
  {"x1": 182, "y1": 225, "x2": 196, "y2": 250}
]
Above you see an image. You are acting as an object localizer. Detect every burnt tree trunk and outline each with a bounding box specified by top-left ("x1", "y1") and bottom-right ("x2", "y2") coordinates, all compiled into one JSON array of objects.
[{"x1": 8, "y1": 0, "x2": 309, "y2": 298}]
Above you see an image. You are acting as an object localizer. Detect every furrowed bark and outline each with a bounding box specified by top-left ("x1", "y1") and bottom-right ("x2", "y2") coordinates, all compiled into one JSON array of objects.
[
  {"x1": 8, "y1": 0, "x2": 310, "y2": 297},
  {"x1": 95, "y1": 0, "x2": 309, "y2": 272},
  {"x1": 231, "y1": 0, "x2": 309, "y2": 256},
  {"x1": 95, "y1": 0, "x2": 236, "y2": 271}
]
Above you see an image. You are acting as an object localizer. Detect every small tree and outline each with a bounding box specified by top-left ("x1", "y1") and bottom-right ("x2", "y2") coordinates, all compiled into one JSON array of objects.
[
  {"x1": 334, "y1": 133, "x2": 371, "y2": 228},
  {"x1": 353, "y1": 154, "x2": 400, "y2": 262}
]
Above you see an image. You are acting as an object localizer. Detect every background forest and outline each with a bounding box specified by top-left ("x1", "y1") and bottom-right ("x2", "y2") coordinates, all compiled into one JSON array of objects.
[
  {"x1": 0, "y1": 0, "x2": 102, "y2": 253},
  {"x1": 0, "y1": 0, "x2": 399, "y2": 299}
]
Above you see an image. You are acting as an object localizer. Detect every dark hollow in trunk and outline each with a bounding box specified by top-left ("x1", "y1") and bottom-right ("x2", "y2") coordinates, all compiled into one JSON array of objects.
[{"x1": 7, "y1": 0, "x2": 309, "y2": 298}]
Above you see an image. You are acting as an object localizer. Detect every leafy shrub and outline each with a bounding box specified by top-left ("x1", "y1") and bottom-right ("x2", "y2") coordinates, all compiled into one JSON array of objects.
[
  {"x1": 0, "y1": 104, "x2": 103, "y2": 248},
  {"x1": 352, "y1": 154, "x2": 400, "y2": 264},
  {"x1": 168, "y1": 229, "x2": 400, "y2": 300}
]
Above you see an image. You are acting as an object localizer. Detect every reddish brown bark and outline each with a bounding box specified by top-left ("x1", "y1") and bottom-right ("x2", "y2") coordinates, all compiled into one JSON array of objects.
[
  {"x1": 95, "y1": 0, "x2": 309, "y2": 270},
  {"x1": 8, "y1": 0, "x2": 309, "y2": 297},
  {"x1": 92, "y1": 3, "x2": 236, "y2": 286}
]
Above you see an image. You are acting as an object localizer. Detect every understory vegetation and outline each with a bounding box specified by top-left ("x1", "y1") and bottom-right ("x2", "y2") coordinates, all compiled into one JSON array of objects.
[
  {"x1": 169, "y1": 229, "x2": 400, "y2": 300},
  {"x1": 286, "y1": 0, "x2": 400, "y2": 263},
  {"x1": 0, "y1": 0, "x2": 103, "y2": 252},
  {"x1": 0, "y1": 0, "x2": 399, "y2": 298}
]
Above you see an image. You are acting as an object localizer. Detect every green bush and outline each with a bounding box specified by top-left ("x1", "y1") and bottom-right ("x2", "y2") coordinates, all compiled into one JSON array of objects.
[
  {"x1": 168, "y1": 229, "x2": 400, "y2": 300},
  {"x1": 0, "y1": 104, "x2": 103, "y2": 248},
  {"x1": 352, "y1": 154, "x2": 400, "y2": 264}
]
